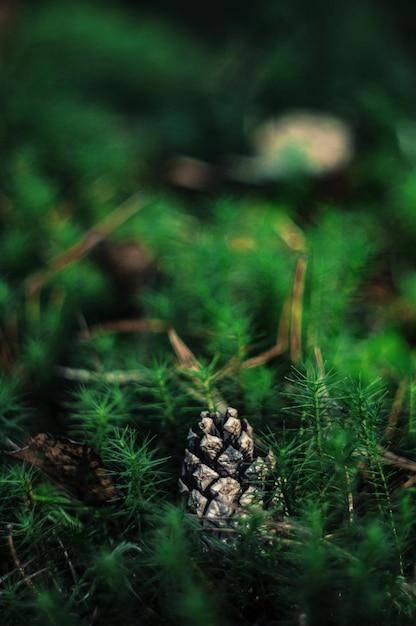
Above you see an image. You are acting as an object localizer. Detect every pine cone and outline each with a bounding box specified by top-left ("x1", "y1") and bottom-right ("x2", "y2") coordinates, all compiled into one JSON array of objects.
[{"x1": 179, "y1": 407, "x2": 284, "y2": 532}]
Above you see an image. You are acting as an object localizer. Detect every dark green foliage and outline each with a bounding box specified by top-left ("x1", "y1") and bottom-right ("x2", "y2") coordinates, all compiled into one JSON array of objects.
[{"x1": 2, "y1": 1, "x2": 416, "y2": 624}]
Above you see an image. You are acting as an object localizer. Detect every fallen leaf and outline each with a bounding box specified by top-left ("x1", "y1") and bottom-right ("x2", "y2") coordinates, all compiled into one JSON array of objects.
[{"x1": 3, "y1": 434, "x2": 117, "y2": 505}]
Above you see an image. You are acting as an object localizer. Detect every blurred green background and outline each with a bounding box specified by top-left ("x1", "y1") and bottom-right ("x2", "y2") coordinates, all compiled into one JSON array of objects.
[
  {"x1": 3, "y1": 6, "x2": 416, "y2": 623},
  {"x1": 1, "y1": 0, "x2": 416, "y2": 399},
  {"x1": 3, "y1": 0, "x2": 416, "y2": 188}
]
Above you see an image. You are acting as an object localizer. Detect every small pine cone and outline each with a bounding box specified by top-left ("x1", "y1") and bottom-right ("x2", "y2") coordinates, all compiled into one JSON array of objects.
[{"x1": 179, "y1": 407, "x2": 285, "y2": 534}]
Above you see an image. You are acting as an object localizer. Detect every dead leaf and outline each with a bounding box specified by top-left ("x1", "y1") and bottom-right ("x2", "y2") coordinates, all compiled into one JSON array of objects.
[{"x1": 3, "y1": 434, "x2": 117, "y2": 505}]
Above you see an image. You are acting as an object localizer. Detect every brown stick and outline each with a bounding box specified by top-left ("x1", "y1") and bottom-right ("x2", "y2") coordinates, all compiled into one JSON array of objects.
[
  {"x1": 290, "y1": 255, "x2": 307, "y2": 364},
  {"x1": 80, "y1": 318, "x2": 169, "y2": 339},
  {"x1": 242, "y1": 291, "x2": 291, "y2": 369},
  {"x1": 378, "y1": 446, "x2": 416, "y2": 473},
  {"x1": 168, "y1": 327, "x2": 200, "y2": 371},
  {"x1": 25, "y1": 193, "x2": 149, "y2": 297},
  {"x1": 6, "y1": 525, "x2": 38, "y2": 594}
]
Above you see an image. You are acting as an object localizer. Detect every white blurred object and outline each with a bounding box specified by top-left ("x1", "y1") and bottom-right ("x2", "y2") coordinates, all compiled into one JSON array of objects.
[{"x1": 228, "y1": 110, "x2": 353, "y2": 182}]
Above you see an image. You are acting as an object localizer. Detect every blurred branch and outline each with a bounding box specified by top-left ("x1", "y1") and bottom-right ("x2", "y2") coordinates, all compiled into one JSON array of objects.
[{"x1": 25, "y1": 193, "x2": 149, "y2": 297}]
